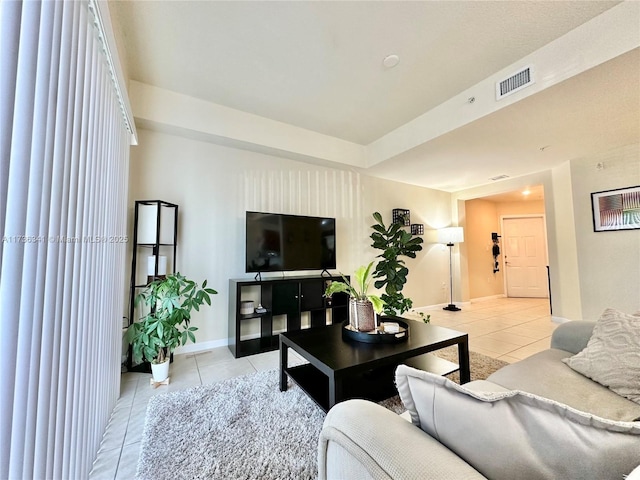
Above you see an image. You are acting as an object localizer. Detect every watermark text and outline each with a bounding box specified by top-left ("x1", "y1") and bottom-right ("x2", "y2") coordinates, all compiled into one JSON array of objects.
[{"x1": 2, "y1": 235, "x2": 129, "y2": 244}]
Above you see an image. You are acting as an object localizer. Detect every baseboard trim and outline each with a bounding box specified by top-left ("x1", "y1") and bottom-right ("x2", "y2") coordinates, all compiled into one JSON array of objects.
[
  {"x1": 551, "y1": 316, "x2": 572, "y2": 324},
  {"x1": 174, "y1": 338, "x2": 229, "y2": 355},
  {"x1": 414, "y1": 302, "x2": 469, "y2": 311},
  {"x1": 470, "y1": 294, "x2": 507, "y2": 302}
]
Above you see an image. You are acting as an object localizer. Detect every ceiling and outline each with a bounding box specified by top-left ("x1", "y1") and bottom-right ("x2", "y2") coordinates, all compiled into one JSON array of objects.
[
  {"x1": 367, "y1": 48, "x2": 640, "y2": 191},
  {"x1": 110, "y1": 1, "x2": 640, "y2": 192},
  {"x1": 480, "y1": 185, "x2": 545, "y2": 203}
]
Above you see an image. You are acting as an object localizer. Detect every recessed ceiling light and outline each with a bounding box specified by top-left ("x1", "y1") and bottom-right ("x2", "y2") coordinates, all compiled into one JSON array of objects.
[
  {"x1": 522, "y1": 189, "x2": 531, "y2": 196},
  {"x1": 383, "y1": 54, "x2": 400, "y2": 68}
]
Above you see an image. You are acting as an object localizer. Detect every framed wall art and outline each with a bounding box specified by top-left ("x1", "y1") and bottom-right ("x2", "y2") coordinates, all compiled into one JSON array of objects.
[{"x1": 591, "y1": 185, "x2": 640, "y2": 232}]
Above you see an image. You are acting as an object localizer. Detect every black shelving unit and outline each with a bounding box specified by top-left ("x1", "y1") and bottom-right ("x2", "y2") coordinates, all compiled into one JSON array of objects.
[
  {"x1": 126, "y1": 200, "x2": 178, "y2": 371},
  {"x1": 228, "y1": 275, "x2": 349, "y2": 358}
]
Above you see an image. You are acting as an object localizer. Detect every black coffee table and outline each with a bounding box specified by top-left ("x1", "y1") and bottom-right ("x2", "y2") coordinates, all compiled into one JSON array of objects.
[{"x1": 279, "y1": 318, "x2": 470, "y2": 412}]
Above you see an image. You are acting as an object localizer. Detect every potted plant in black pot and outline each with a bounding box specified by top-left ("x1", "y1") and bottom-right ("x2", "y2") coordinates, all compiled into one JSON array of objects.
[
  {"x1": 324, "y1": 262, "x2": 385, "y2": 332},
  {"x1": 125, "y1": 272, "x2": 217, "y2": 382}
]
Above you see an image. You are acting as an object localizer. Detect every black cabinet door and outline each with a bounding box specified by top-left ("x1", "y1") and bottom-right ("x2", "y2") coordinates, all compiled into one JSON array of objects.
[
  {"x1": 300, "y1": 279, "x2": 324, "y2": 311},
  {"x1": 272, "y1": 282, "x2": 299, "y2": 315}
]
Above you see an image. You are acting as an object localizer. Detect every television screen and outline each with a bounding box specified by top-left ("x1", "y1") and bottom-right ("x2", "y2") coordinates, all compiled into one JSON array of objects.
[{"x1": 245, "y1": 212, "x2": 336, "y2": 273}]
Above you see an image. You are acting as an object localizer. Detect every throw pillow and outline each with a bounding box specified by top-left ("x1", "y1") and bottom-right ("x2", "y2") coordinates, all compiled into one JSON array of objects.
[
  {"x1": 395, "y1": 365, "x2": 640, "y2": 480},
  {"x1": 562, "y1": 308, "x2": 640, "y2": 404},
  {"x1": 629, "y1": 464, "x2": 640, "y2": 480}
]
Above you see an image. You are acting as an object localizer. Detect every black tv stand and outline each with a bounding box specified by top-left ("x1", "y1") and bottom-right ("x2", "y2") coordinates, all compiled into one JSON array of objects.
[
  {"x1": 320, "y1": 269, "x2": 333, "y2": 278},
  {"x1": 254, "y1": 272, "x2": 262, "y2": 281},
  {"x1": 228, "y1": 275, "x2": 349, "y2": 358}
]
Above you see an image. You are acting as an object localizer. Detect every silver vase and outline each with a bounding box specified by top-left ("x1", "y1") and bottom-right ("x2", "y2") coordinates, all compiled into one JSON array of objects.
[{"x1": 349, "y1": 298, "x2": 376, "y2": 332}]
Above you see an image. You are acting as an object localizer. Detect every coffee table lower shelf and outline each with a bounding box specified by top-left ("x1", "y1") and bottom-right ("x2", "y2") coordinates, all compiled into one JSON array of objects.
[
  {"x1": 284, "y1": 352, "x2": 460, "y2": 412},
  {"x1": 404, "y1": 352, "x2": 459, "y2": 377},
  {"x1": 285, "y1": 364, "x2": 330, "y2": 411}
]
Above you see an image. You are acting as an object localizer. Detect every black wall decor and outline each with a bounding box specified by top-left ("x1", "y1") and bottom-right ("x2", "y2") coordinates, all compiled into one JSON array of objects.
[
  {"x1": 491, "y1": 232, "x2": 501, "y2": 273},
  {"x1": 392, "y1": 208, "x2": 410, "y2": 226}
]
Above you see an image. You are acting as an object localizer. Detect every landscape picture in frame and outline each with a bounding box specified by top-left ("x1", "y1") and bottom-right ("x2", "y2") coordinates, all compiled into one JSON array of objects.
[{"x1": 591, "y1": 185, "x2": 640, "y2": 232}]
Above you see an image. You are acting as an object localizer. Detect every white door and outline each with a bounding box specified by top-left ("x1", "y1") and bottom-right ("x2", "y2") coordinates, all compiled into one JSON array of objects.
[{"x1": 503, "y1": 217, "x2": 549, "y2": 298}]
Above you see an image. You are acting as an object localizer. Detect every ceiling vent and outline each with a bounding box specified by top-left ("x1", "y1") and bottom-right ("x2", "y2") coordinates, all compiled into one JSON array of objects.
[
  {"x1": 489, "y1": 174, "x2": 510, "y2": 181},
  {"x1": 496, "y1": 66, "x2": 534, "y2": 100}
]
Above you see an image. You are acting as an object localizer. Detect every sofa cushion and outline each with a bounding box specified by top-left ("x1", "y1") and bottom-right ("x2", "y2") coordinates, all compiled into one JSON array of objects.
[
  {"x1": 562, "y1": 308, "x2": 640, "y2": 404},
  {"x1": 488, "y1": 348, "x2": 640, "y2": 422},
  {"x1": 319, "y1": 399, "x2": 488, "y2": 480},
  {"x1": 549, "y1": 320, "x2": 595, "y2": 353},
  {"x1": 462, "y1": 379, "x2": 511, "y2": 394},
  {"x1": 396, "y1": 365, "x2": 640, "y2": 480}
]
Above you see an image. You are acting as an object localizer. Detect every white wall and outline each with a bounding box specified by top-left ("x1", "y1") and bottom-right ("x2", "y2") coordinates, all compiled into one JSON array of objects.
[
  {"x1": 128, "y1": 128, "x2": 452, "y2": 352},
  {"x1": 549, "y1": 162, "x2": 583, "y2": 320},
  {"x1": 570, "y1": 143, "x2": 640, "y2": 319},
  {"x1": 465, "y1": 199, "x2": 503, "y2": 299},
  {"x1": 360, "y1": 175, "x2": 454, "y2": 308}
]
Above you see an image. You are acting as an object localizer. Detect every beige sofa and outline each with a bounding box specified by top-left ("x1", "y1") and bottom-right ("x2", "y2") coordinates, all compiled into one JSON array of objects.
[{"x1": 318, "y1": 321, "x2": 640, "y2": 480}]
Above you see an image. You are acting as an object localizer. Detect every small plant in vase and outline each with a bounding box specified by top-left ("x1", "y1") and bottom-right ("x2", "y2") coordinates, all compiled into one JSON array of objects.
[
  {"x1": 125, "y1": 272, "x2": 217, "y2": 383},
  {"x1": 324, "y1": 262, "x2": 385, "y2": 332}
]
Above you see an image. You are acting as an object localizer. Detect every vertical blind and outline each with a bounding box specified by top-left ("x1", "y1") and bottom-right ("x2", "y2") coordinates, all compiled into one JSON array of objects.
[{"x1": 0, "y1": 1, "x2": 134, "y2": 478}]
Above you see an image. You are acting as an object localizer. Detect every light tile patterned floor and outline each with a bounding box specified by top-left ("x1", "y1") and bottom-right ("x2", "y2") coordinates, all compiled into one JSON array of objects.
[{"x1": 89, "y1": 297, "x2": 555, "y2": 479}]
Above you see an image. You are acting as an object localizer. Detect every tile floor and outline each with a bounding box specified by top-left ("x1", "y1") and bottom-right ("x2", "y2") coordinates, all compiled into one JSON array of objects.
[{"x1": 89, "y1": 296, "x2": 556, "y2": 479}]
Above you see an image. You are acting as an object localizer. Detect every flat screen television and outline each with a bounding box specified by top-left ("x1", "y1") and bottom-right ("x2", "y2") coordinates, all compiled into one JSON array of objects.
[{"x1": 245, "y1": 211, "x2": 336, "y2": 273}]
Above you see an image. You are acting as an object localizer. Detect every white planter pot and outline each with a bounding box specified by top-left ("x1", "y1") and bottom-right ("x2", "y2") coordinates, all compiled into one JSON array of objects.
[{"x1": 151, "y1": 359, "x2": 170, "y2": 382}]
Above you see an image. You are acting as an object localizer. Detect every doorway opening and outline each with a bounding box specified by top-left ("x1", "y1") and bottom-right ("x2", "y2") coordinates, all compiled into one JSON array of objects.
[{"x1": 463, "y1": 185, "x2": 548, "y2": 301}]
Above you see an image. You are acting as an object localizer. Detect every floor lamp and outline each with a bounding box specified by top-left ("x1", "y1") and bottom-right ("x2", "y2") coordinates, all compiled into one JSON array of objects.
[{"x1": 438, "y1": 227, "x2": 464, "y2": 312}]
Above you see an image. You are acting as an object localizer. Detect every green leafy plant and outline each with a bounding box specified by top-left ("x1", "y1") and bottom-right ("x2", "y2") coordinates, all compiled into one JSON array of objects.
[
  {"x1": 412, "y1": 310, "x2": 431, "y2": 323},
  {"x1": 370, "y1": 211, "x2": 424, "y2": 316},
  {"x1": 324, "y1": 262, "x2": 385, "y2": 314},
  {"x1": 125, "y1": 273, "x2": 217, "y2": 364}
]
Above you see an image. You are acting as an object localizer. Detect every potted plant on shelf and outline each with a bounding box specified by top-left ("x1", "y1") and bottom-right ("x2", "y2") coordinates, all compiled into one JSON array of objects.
[
  {"x1": 324, "y1": 262, "x2": 385, "y2": 332},
  {"x1": 125, "y1": 272, "x2": 217, "y2": 382},
  {"x1": 370, "y1": 211, "x2": 423, "y2": 316}
]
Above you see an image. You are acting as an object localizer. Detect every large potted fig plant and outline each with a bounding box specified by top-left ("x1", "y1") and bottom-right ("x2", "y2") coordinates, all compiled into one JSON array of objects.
[
  {"x1": 324, "y1": 262, "x2": 385, "y2": 332},
  {"x1": 370, "y1": 211, "x2": 423, "y2": 316},
  {"x1": 125, "y1": 272, "x2": 217, "y2": 382}
]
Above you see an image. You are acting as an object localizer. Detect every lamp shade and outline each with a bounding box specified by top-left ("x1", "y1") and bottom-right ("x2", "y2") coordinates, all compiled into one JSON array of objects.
[
  {"x1": 437, "y1": 226, "x2": 464, "y2": 244},
  {"x1": 147, "y1": 255, "x2": 167, "y2": 276},
  {"x1": 137, "y1": 203, "x2": 175, "y2": 245}
]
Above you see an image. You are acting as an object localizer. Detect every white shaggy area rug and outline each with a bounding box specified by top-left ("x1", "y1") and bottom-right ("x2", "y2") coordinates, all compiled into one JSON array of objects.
[
  {"x1": 136, "y1": 369, "x2": 327, "y2": 480},
  {"x1": 136, "y1": 351, "x2": 506, "y2": 479}
]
